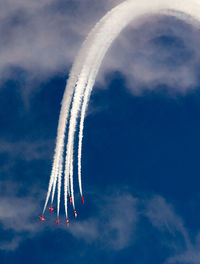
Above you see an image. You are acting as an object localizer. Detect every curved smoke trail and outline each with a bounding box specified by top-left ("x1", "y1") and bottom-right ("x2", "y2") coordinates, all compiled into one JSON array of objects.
[
  {"x1": 43, "y1": 0, "x2": 200, "y2": 219},
  {"x1": 42, "y1": 11, "x2": 111, "y2": 213}
]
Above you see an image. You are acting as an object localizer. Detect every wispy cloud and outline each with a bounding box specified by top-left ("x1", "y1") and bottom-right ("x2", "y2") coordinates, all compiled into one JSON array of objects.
[
  {"x1": 0, "y1": 182, "x2": 199, "y2": 262},
  {"x1": 68, "y1": 192, "x2": 138, "y2": 250},
  {"x1": 144, "y1": 195, "x2": 200, "y2": 264},
  {"x1": 168, "y1": 246, "x2": 200, "y2": 264},
  {"x1": 0, "y1": 139, "x2": 53, "y2": 161},
  {"x1": 0, "y1": 139, "x2": 53, "y2": 177},
  {"x1": 98, "y1": 14, "x2": 200, "y2": 95},
  {"x1": 0, "y1": 181, "x2": 43, "y2": 250},
  {"x1": 0, "y1": 184, "x2": 138, "y2": 251},
  {"x1": 1, "y1": 0, "x2": 200, "y2": 100},
  {"x1": 145, "y1": 195, "x2": 191, "y2": 248},
  {"x1": 0, "y1": 0, "x2": 121, "y2": 86}
]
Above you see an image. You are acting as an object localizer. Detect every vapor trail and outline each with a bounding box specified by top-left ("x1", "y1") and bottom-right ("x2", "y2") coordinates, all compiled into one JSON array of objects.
[
  {"x1": 63, "y1": 0, "x2": 172, "y2": 214},
  {"x1": 43, "y1": 6, "x2": 119, "y2": 215},
  {"x1": 57, "y1": 157, "x2": 63, "y2": 217},
  {"x1": 43, "y1": 0, "x2": 200, "y2": 220},
  {"x1": 77, "y1": 42, "x2": 112, "y2": 197},
  {"x1": 42, "y1": 25, "x2": 102, "y2": 213},
  {"x1": 74, "y1": 0, "x2": 200, "y2": 205}
]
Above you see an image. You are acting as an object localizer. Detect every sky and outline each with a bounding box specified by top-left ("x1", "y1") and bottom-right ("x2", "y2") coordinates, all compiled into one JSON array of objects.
[{"x1": 1, "y1": 0, "x2": 200, "y2": 263}]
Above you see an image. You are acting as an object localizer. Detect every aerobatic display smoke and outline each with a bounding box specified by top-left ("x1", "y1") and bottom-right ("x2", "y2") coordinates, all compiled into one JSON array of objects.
[{"x1": 41, "y1": 0, "x2": 200, "y2": 224}]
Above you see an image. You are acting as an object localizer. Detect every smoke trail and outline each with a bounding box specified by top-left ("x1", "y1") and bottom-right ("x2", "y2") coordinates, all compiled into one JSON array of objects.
[
  {"x1": 57, "y1": 156, "x2": 63, "y2": 217},
  {"x1": 43, "y1": 165, "x2": 56, "y2": 214},
  {"x1": 42, "y1": 4, "x2": 121, "y2": 214},
  {"x1": 64, "y1": 0, "x2": 200, "y2": 218},
  {"x1": 69, "y1": 153, "x2": 73, "y2": 196},
  {"x1": 51, "y1": 178, "x2": 57, "y2": 205},
  {"x1": 42, "y1": 49, "x2": 96, "y2": 213},
  {"x1": 63, "y1": 0, "x2": 169, "y2": 213},
  {"x1": 77, "y1": 42, "x2": 113, "y2": 197},
  {"x1": 51, "y1": 162, "x2": 59, "y2": 205},
  {"x1": 43, "y1": 0, "x2": 200, "y2": 218},
  {"x1": 78, "y1": 71, "x2": 98, "y2": 197},
  {"x1": 70, "y1": 154, "x2": 75, "y2": 209},
  {"x1": 74, "y1": 0, "x2": 200, "y2": 203}
]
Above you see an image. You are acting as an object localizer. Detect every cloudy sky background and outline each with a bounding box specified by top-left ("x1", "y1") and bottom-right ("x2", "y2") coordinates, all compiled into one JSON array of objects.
[{"x1": 1, "y1": 0, "x2": 200, "y2": 263}]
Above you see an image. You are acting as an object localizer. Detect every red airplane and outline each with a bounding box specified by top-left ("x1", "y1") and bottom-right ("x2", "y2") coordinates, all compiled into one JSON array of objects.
[
  {"x1": 66, "y1": 219, "x2": 70, "y2": 228},
  {"x1": 48, "y1": 205, "x2": 55, "y2": 214},
  {"x1": 69, "y1": 197, "x2": 72, "y2": 205},
  {"x1": 56, "y1": 218, "x2": 60, "y2": 226},
  {"x1": 81, "y1": 197, "x2": 84, "y2": 204},
  {"x1": 74, "y1": 210, "x2": 77, "y2": 218},
  {"x1": 39, "y1": 215, "x2": 45, "y2": 223}
]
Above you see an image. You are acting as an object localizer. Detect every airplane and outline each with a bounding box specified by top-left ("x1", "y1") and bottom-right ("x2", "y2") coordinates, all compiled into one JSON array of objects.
[
  {"x1": 81, "y1": 197, "x2": 84, "y2": 204},
  {"x1": 56, "y1": 218, "x2": 60, "y2": 226},
  {"x1": 66, "y1": 219, "x2": 70, "y2": 228},
  {"x1": 69, "y1": 196, "x2": 72, "y2": 205},
  {"x1": 39, "y1": 215, "x2": 45, "y2": 223},
  {"x1": 74, "y1": 210, "x2": 77, "y2": 218},
  {"x1": 48, "y1": 205, "x2": 55, "y2": 214}
]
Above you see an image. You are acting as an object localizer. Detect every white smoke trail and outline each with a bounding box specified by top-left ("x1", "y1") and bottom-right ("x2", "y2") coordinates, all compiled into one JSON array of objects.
[
  {"x1": 76, "y1": 0, "x2": 200, "y2": 201},
  {"x1": 77, "y1": 0, "x2": 200, "y2": 217},
  {"x1": 43, "y1": 165, "x2": 56, "y2": 214},
  {"x1": 69, "y1": 154, "x2": 73, "y2": 197},
  {"x1": 78, "y1": 69, "x2": 99, "y2": 197},
  {"x1": 57, "y1": 156, "x2": 63, "y2": 217},
  {"x1": 70, "y1": 154, "x2": 75, "y2": 209},
  {"x1": 51, "y1": 170, "x2": 57, "y2": 205},
  {"x1": 42, "y1": 27, "x2": 104, "y2": 213},
  {"x1": 44, "y1": 0, "x2": 200, "y2": 218},
  {"x1": 62, "y1": 0, "x2": 173, "y2": 215},
  {"x1": 77, "y1": 40, "x2": 114, "y2": 197},
  {"x1": 42, "y1": 4, "x2": 123, "y2": 214},
  {"x1": 62, "y1": 0, "x2": 142, "y2": 215}
]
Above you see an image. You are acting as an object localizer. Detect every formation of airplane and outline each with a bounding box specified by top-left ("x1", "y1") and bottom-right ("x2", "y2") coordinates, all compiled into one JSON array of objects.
[{"x1": 39, "y1": 197, "x2": 84, "y2": 226}]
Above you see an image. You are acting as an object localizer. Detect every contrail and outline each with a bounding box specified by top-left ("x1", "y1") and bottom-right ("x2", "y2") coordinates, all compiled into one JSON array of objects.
[
  {"x1": 77, "y1": 41, "x2": 113, "y2": 197},
  {"x1": 42, "y1": 26, "x2": 100, "y2": 213},
  {"x1": 57, "y1": 157, "x2": 63, "y2": 217},
  {"x1": 42, "y1": 6, "x2": 117, "y2": 214},
  {"x1": 42, "y1": 0, "x2": 200, "y2": 221},
  {"x1": 64, "y1": 0, "x2": 199, "y2": 218}
]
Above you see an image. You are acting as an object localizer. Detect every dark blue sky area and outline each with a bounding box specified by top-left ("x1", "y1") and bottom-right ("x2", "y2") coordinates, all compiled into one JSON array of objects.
[
  {"x1": 0, "y1": 70, "x2": 200, "y2": 264},
  {"x1": 1, "y1": 13, "x2": 200, "y2": 264}
]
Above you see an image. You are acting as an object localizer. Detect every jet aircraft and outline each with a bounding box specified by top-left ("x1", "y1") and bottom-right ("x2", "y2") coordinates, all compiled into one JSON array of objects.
[{"x1": 39, "y1": 215, "x2": 45, "y2": 222}]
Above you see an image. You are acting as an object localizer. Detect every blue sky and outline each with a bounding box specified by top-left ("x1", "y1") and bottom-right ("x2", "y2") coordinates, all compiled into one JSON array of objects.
[{"x1": 1, "y1": 0, "x2": 200, "y2": 263}]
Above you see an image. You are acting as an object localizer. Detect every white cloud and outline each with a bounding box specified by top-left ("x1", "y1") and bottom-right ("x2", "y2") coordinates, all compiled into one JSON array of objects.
[
  {"x1": 0, "y1": 0, "x2": 121, "y2": 82},
  {"x1": 0, "y1": 181, "x2": 199, "y2": 262},
  {"x1": 69, "y1": 193, "x2": 138, "y2": 250},
  {"x1": 0, "y1": 184, "x2": 138, "y2": 251},
  {"x1": 0, "y1": 139, "x2": 53, "y2": 161},
  {"x1": 144, "y1": 195, "x2": 200, "y2": 264},
  {"x1": 0, "y1": 181, "x2": 43, "y2": 250},
  {"x1": 1, "y1": 0, "x2": 200, "y2": 100},
  {"x1": 98, "y1": 14, "x2": 200, "y2": 95},
  {"x1": 167, "y1": 232, "x2": 200, "y2": 264},
  {"x1": 145, "y1": 195, "x2": 191, "y2": 247},
  {"x1": 168, "y1": 250, "x2": 200, "y2": 264},
  {"x1": 0, "y1": 139, "x2": 53, "y2": 177}
]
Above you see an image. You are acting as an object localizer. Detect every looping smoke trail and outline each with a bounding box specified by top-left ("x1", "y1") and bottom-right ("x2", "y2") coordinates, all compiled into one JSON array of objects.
[
  {"x1": 42, "y1": 9, "x2": 115, "y2": 215},
  {"x1": 42, "y1": 0, "x2": 200, "y2": 220}
]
